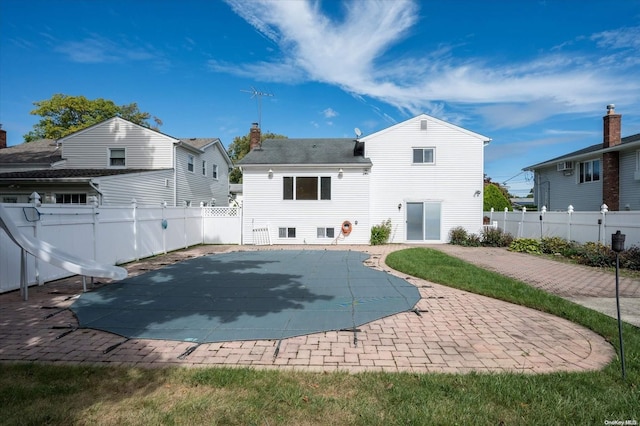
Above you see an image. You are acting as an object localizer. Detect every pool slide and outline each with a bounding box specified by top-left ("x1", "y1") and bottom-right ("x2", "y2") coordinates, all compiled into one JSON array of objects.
[{"x1": 0, "y1": 204, "x2": 128, "y2": 299}]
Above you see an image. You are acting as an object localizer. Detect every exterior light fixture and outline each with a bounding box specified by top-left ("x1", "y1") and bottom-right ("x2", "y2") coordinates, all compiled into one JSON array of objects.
[
  {"x1": 338, "y1": 168, "x2": 343, "y2": 178},
  {"x1": 398, "y1": 203, "x2": 402, "y2": 211},
  {"x1": 268, "y1": 169, "x2": 273, "y2": 178}
]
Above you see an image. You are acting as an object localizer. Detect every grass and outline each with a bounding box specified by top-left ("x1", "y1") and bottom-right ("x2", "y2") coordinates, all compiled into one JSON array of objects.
[{"x1": 1, "y1": 247, "x2": 639, "y2": 425}]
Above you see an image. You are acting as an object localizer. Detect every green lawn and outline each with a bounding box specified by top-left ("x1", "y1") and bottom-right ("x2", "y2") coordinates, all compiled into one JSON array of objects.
[{"x1": 1, "y1": 247, "x2": 638, "y2": 425}]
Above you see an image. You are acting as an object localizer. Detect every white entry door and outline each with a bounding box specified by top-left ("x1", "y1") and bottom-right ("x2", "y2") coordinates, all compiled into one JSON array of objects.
[{"x1": 406, "y1": 201, "x2": 441, "y2": 241}]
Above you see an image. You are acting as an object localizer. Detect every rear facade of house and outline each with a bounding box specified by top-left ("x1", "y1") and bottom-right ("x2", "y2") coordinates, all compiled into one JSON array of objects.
[{"x1": 239, "y1": 114, "x2": 490, "y2": 245}]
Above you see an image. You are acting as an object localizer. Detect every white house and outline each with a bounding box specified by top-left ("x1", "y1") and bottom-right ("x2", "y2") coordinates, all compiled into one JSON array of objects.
[
  {"x1": 238, "y1": 115, "x2": 491, "y2": 244},
  {"x1": 0, "y1": 117, "x2": 233, "y2": 206}
]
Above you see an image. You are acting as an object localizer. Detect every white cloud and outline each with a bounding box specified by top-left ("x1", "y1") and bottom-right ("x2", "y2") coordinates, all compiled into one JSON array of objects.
[
  {"x1": 322, "y1": 108, "x2": 338, "y2": 118},
  {"x1": 222, "y1": 0, "x2": 640, "y2": 129},
  {"x1": 55, "y1": 34, "x2": 163, "y2": 66}
]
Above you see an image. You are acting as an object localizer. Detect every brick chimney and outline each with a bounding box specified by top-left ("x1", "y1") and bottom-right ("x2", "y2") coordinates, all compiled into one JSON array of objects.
[
  {"x1": 602, "y1": 104, "x2": 621, "y2": 210},
  {"x1": 603, "y1": 104, "x2": 621, "y2": 148},
  {"x1": 0, "y1": 125, "x2": 6, "y2": 149},
  {"x1": 249, "y1": 122, "x2": 261, "y2": 151}
]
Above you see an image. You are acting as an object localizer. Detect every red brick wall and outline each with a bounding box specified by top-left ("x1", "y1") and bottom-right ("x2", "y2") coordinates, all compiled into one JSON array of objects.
[{"x1": 602, "y1": 151, "x2": 619, "y2": 210}]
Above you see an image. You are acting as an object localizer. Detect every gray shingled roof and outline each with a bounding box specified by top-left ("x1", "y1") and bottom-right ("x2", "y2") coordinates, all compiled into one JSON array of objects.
[
  {"x1": 0, "y1": 168, "x2": 163, "y2": 179},
  {"x1": 178, "y1": 138, "x2": 219, "y2": 150},
  {"x1": 238, "y1": 138, "x2": 372, "y2": 166},
  {"x1": 0, "y1": 139, "x2": 62, "y2": 165},
  {"x1": 525, "y1": 132, "x2": 640, "y2": 170}
]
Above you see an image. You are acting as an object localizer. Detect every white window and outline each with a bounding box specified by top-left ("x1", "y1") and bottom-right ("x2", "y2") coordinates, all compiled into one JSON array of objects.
[
  {"x1": 187, "y1": 155, "x2": 194, "y2": 172},
  {"x1": 278, "y1": 227, "x2": 296, "y2": 238},
  {"x1": 202, "y1": 160, "x2": 207, "y2": 176},
  {"x1": 317, "y1": 227, "x2": 335, "y2": 238},
  {"x1": 636, "y1": 151, "x2": 640, "y2": 171},
  {"x1": 283, "y1": 176, "x2": 331, "y2": 200},
  {"x1": 212, "y1": 164, "x2": 219, "y2": 180},
  {"x1": 413, "y1": 148, "x2": 435, "y2": 164},
  {"x1": 579, "y1": 159, "x2": 600, "y2": 183},
  {"x1": 55, "y1": 193, "x2": 87, "y2": 204},
  {"x1": 109, "y1": 148, "x2": 125, "y2": 167}
]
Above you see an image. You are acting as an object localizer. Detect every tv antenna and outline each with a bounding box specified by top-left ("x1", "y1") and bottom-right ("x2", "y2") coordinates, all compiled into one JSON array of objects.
[{"x1": 241, "y1": 86, "x2": 274, "y2": 128}]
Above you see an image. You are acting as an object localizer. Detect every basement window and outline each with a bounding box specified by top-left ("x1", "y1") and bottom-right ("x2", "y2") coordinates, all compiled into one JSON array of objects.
[
  {"x1": 278, "y1": 227, "x2": 296, "y2": 238},
  {"x1": 317, "y1": 227, "x2": 335, "y2": 238}
]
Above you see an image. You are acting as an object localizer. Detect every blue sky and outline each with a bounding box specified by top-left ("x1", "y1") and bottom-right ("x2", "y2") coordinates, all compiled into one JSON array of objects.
[{"x1": 1, "y1": 0, "x2": 639, "y2": 196}]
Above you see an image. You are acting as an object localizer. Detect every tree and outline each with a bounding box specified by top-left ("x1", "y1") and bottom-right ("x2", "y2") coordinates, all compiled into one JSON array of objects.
[
  {"x1": 227, "y1": 130, "x2": 287, "y2": 183},
  {"x1": 484, "y1": 183, "x2": 512, "y2": 211},
  {"x1": 24, "y1": 94, "x2": 161, "y2": 142}
]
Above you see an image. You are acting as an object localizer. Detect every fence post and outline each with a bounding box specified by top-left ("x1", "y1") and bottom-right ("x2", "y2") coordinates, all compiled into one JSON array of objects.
[
  {"x1": 161, "y1": 200, "x2": 167, "y2": 254},
  {"x1": 29, "y1": 192, "x2": 42, "y2": 285},
  {"x1": 600, "y1": 204, "x2": 608, "y2": 245},
  {"x1": 490, "y1": 208, "x2": 494, "y2": 225},
  {"x1": 503, "y1": 207, "x2": 508, "y2": 233},
  {"x1": 89, "y1": 195, "x2": 99, "y2": 263},
  {"x1": 518, "y1": 206, "x2": 526, "y2": 238},
  {"x1": 567, "y1": 205, "x2": 574, "y2": 241},
  {"x1": 131, "y1": 199, "x2": 138, "y2": 260},
  {"x1": 540, "y1": 206, "x2": 547, "y2": 239}
]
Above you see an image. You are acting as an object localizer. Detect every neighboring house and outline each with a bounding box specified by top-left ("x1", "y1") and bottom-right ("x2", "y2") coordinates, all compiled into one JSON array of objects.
[
  {"x1": 0, "y1": 117, "x2": 232, "y2": 206},
  {"x1": 238, "y1": 115, "x2": 491, "y2": 245},
  {"x1": 524, "y1": 105, "x2": 640, "y2": 211}
]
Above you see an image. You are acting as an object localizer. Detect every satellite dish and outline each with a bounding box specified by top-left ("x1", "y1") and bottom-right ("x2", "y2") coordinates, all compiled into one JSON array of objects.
[{"x1": 354, "y1": 127, "x2": 362, "y2": 138}]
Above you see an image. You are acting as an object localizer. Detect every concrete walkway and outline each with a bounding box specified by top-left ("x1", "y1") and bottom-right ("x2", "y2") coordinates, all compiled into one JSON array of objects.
[{"x1": 0, "y1": 244, "x2": 621, "y2": 374}]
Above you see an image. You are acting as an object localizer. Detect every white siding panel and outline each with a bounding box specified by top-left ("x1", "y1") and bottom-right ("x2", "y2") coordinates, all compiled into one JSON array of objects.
[
  {"x1": 620, "y1": 149, "x2": 640, "y2": 210},
  {"x1": 364, "y1": 115, "x2": 486, "y2": 242},
  {"x1": 175, "y1": 145, "x2": 229, "y2": 207},
  {"x1": 61, "y1": 117, "x2": 174, "y2": 169},
  {"x1": 242, "y1": 167, "x2": 370, "y2": 245},
  {"x1": 94, "y1": 170, "x2": 174, "y2": 206}
]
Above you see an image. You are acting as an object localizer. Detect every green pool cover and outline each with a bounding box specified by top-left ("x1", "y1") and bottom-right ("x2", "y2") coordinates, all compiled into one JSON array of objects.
[{"x1": 70, "y1": 250, "x2": 421, "y2": 343}]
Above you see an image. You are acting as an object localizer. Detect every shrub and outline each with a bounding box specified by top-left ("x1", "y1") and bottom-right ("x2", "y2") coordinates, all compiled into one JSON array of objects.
[
  {"x1": 449, "y1": 226, "x2": 468, "y2": 245},
  {"x1": 466, "y1": 233, "x2": 482, "y2": 247},
  {"x1": 508, "y1": 238, "x2": 541, "y2": 254},
  {"x1": 574, "y1": 242, "x2": 616, "y2": 268},
  {"x1": 370, "y1": 219, "x2": 392, "y2": 245},
  {"x1": 481, "y1": 227, "x2": 513, "y2": 247},
  {"x1": 620, "y1": 245, "x2": 640, "y2": 271},
  {"x1": 540, "y1": 237, "x2": 580, "y2": 257}
]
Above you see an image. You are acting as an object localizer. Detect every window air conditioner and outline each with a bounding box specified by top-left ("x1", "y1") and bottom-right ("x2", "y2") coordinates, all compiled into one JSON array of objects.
[{"x1": 556, "y1": 161, "x2": 573, "y2": 171}]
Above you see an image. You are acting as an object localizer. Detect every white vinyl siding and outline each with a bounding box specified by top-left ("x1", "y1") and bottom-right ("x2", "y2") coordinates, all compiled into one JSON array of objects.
[
  {"x1": 61, "y1": 117, "x2": 175, "y2": 169},
  {"x1": 364, "y1": 114, "x2": 487, "y2": 243},
  {"x1": 175, "y1": 143, "x2": 230, "y2": 207},
  {"x1": 94, "y1": 170, "x2": 174, "y2": 206},
  {"x1": 620, "y1": 149, "x2": 640, "y2": 211},
  {"x1": 242, "y1": 166, "x2": 370, "y2": 244}
]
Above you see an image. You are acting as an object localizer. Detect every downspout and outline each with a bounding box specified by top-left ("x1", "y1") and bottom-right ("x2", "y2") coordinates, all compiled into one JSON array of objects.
[
  {"x1": 89, "y1": 180, "x2": 104, "y2": 205},
  {"x1": 173, "y1": 143, "x2": 178, "y2": 207}
]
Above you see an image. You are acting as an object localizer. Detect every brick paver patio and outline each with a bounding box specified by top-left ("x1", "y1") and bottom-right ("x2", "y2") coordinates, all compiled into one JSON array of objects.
[{"x1": 0, "y1": 244, "x2": 616, "y2": 373}]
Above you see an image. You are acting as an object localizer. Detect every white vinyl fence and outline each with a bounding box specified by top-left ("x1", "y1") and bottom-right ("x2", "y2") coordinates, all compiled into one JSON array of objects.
[
  {"x1": 0, "y1": 201, "x2": 241, "y2": 293},
  {"x1": 485, "y1": 206, "x2": 640, "y2": 247}
]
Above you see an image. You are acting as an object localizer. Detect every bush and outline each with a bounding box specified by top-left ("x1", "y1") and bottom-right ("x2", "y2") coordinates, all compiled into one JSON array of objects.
[
  {"x1": 574, "y1": 242, "x2": 616, "y2": 268},
  {"x1": 466, "y1": 233, "x2": 482, "y2": 247},
  {"x1": 449, "y1": 227, "x2": 468, "y2": 245},
  {"x1": 509, "y1": 238, "x2": 542, "y2": 254},
  {"x1": 620, "y1": 245, "x2": 640, "y2": 271},
  {"x1": 481, "y1": 227, "x2": 513, "y2": 247},
  {"x1": 540, "y1": 237, "x2": 579, "y2": 257},
  {"x1": 370, "y1": 219, "x2": 392, "y2": 245}
]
